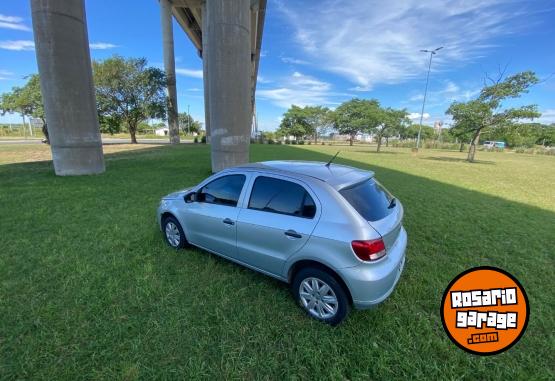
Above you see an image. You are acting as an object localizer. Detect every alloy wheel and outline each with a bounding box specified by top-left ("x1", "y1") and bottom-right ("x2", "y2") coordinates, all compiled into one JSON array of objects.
[
  {"x1": 165, "y1": 221, "x2": 181, "y2": 247},
  {"x1": 299, "y1": 277, "x2": 339, "y2": 319}
]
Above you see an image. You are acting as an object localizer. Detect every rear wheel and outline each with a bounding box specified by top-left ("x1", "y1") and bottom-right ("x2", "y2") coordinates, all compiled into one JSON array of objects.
[
  {"x1": 292, "y1": 267, "x2": 350, "y2": 325},
  {"x1": 162, "y1": 216, "x2": 188, "y2": 249}
]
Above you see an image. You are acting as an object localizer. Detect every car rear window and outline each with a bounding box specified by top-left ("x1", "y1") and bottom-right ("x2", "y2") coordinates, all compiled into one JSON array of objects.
[
  {"x1": 248, "y1": 176, "x2": 316, "y2": 218},
  {"x1": 339, "y1": 179, "x2": 394, "y2": 221}
]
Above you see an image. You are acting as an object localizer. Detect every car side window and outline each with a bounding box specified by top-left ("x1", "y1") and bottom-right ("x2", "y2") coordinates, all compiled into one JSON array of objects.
[
  {"x1": 248, "y1": 176, "x2": 316, "y2": 218},
  {"x1": 198, "y1": 174, "x2": 246, "y2": 207}
]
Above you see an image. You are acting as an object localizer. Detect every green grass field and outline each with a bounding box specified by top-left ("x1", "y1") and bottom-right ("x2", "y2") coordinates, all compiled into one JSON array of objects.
[{"x1": 1, "y1": 144, "x2": 553, "y2": 380}]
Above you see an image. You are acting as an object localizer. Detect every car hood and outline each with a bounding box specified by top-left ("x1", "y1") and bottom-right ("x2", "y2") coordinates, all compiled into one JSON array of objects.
[{"x1": 162, "y1": 187, "x2": 192, "y2": 200}]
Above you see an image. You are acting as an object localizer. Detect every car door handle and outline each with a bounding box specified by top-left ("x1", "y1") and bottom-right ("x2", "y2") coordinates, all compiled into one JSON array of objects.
[
  {"x1": 284, "y1": 230, "x2": 302, "y2": 239},
  {"x1": 223, "y1": 218, "x2": 235, "y2": 225}
]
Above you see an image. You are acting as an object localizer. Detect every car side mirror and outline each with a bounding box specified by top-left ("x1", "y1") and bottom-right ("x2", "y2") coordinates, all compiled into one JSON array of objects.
[{"x1": 184, "y1": 191, "x2": 197, "y2": 203}]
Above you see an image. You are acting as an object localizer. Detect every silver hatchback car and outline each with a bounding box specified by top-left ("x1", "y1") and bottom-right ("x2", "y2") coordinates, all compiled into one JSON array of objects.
[{"x1": 157, "y1": 161, "x2": 406, "y2": 325}]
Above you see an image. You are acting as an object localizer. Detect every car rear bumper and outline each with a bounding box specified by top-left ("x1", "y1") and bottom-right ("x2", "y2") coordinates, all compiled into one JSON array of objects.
[{"x1": 338, "y1": 226, "x2": 407, "y2": 310}]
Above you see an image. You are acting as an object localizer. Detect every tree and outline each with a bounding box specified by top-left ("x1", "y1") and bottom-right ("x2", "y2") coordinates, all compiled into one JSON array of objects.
[
  {"x1": 448, "y1": 122, "x2": 474, "y2": 152},
  {"x1": 304, "y1": 106, "x2": 332, "y2": 143},
  {"x1": 537, "y1": 124, "x2": 555, "y2": 147},
  {"x1": 278, "y1": 105, "x2": 333, "y2": 142},
  {"x1": 332, "y1": 98, "x2": 381, "y2": 146},
  {"x1": 278, "y1": 105, "x2": 312, "y2": 141},
  {"x1": 93, "y1": 56, "x2": 167, "y2": 143},
  {"x1": 0, "y1": 74, "x2": 48, "y2": 142},
  {"x1": 178, "y1": 112, "x2": 202, "y2": 134},
  {"x1": 374, "y1": 108, "x2": 409, "y2": 152},
  {"x1": 446, "y1": 71, "x2": 540, "y2": 162}
]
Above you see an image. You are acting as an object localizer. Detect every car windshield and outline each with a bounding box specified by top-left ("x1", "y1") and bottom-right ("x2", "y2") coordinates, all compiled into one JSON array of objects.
[{"x1": 339, "y1": 179, "x2": 394, "y2": 221}]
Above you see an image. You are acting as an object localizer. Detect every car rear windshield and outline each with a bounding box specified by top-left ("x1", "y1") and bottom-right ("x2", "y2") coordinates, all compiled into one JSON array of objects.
[{"x1": 339, "y1": 179, "x2": 394, "y2": 221}]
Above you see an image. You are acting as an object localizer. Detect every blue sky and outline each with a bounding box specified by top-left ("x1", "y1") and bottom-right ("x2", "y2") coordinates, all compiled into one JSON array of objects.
[{"x1": 1, "y1": 0, "x2": 554, "y2": 130}]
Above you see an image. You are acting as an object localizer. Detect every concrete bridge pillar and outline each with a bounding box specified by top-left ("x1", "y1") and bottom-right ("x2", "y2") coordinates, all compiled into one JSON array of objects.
[
  {"x1": 160, "y1": 0, "x2": 180, "y2": 144},
  {"x1": 205, "y1": 0, "x2": 251, "y2": 172},
  {"x1": 31, "y1": 0, "x2": 105, "y2": 175}
]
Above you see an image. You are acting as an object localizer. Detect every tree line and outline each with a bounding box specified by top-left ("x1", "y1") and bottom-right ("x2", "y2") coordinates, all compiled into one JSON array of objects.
[
  {"x1": 277, "y1": 101, "x2": 412, "y2": 152},
  {"x1": 276, "y1": 70, "x2": 553, "y2": 162},
  {"x1": 0, "y1": 55, "x2": 202, "y2": 144}
]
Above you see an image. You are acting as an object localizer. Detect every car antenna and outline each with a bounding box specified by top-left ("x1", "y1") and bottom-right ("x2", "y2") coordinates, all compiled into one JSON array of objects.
[{"x1": 325, "y1": 151, "x2": 340, "y2": 167}]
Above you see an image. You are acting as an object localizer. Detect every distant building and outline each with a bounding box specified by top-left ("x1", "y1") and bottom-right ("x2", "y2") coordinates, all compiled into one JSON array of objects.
[{"x1": 155, "y1": 127, "x2": 169, "y2": 136}]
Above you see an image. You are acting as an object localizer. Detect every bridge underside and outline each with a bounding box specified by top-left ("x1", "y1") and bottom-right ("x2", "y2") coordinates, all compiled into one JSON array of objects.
[
  {"x1": 30, "y1": 0, "x2": 265, "y2": 175},
  {"x1": 167, "y1": 0, "x2": 266, "y2": 172}
]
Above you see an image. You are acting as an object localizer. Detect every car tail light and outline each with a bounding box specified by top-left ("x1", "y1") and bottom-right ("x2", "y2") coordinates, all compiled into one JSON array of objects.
[{"x1": 351, "y1": 239, "x2": 386, "y2": 261}]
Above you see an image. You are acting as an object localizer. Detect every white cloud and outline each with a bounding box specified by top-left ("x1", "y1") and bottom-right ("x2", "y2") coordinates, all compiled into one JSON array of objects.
[
  {"x1": 0, "y1": 14, "x2": 31, "y2": 32},
  {"x1": 278, "y1": 0, "x2": 537, "y2": 90},
  {"x1": 257, "y1": 71, "x2": 344, "y2": 108},
  {"x1": 408, "y1": 112, "x2": 430, "y2": 120},
  {"x1": 0, "y1": 69, "x2": 14, "y2": 80},
  {"x1": 176, "y1": 68, "x2": 203, "y2": 79},
  {"x1": 534, "y1": 109, "x2": 555, "y2": 125},
  {"x1": 0, "y1": 40, "x2": 118, "y2": 51},
  {"x1": 257, "y1": 75, "x2": 271, "y2": 84},
  {"x1": 0, "y1": 40, "x2": 34, "y2": 51},
  {"x1": 89, "y1": 42, "x2": 118, "y2": 50},
  {"x1": 281, "y1": 56, "x2": 309, "y2": 65},
  {"x1": 407, "y1": 80, "x2": 480, "y2": 107}
]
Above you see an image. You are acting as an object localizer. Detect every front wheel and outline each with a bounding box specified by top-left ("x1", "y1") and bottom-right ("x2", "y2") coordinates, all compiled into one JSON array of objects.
[
  {"x1": 292, "y1": 267, "x2": 350, "y2": 325},
  {"x1": 162, "y1": 215, "x2": 188, "y2": 249}
]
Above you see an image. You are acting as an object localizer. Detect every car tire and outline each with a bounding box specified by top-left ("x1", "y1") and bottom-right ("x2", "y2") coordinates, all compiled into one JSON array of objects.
[
  {"x1": 162, "y1": 215, "x2": 188, "y2": 249},
  {"x1": 292, "y1": 267, "x2": 350, "y2": 326}
]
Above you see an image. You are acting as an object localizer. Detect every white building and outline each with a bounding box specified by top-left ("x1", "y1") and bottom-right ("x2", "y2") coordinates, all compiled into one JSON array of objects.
[{"x1": 155, "y1": 127, "x2": 169, "y2": 136}]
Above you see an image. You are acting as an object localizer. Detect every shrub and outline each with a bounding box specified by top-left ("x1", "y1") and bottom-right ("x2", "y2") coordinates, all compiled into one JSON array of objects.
[
  {"x1": 285, "y1": 139, "x2": 290, "y2": 144},
  {"x1": 291, "y1": 140, "x2": 298, "y2": 145},
  {"x1": 194, "y1": 137, "x2": 198, "y2": 144},
  {"x1": 298, "y1": 140, "x2": 305, "y2": 145},
  {"x1": 201, "y1": 135, "x2": 207, "y2": 144},
  {"x1": 268, "y1": 139, "x2": 275, "y2": 144},
  {"x1": 321, "y1": 142, "x2": 325, "y2": 145},
  {"x1": 307, "y1": 141, "x2": 312, "y2": 145}
]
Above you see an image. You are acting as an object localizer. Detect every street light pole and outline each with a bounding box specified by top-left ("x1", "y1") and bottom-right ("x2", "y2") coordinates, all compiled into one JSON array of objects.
[{"x1": 416, "y1": 46, "x2": 443, "y2": 150}]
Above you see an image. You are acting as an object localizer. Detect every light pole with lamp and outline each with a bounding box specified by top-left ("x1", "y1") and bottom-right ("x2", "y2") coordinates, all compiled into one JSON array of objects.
[{"x1": 416, "y1": 46, "x2": 443, "y2": 150}]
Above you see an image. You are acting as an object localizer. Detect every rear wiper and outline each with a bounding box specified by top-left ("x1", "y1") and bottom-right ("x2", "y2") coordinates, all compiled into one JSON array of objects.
[{"x1": 388, "y1": 198, "x2": 396, "y2": 209}]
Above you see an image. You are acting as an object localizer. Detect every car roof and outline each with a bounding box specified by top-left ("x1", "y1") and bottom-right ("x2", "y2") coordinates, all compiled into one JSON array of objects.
[{"x1": 232, "y1": 160, "x2": 374, "y2": 190}]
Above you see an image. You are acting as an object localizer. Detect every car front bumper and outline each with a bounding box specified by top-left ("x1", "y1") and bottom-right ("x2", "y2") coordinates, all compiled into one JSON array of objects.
[{"x1": 339, "y1": 226, "x2": 407, "y2": 310}]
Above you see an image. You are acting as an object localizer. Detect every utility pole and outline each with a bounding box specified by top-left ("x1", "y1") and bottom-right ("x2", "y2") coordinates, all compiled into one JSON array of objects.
[{"x1": 416, "y1": 46, "x2": 443, "y2": 150}]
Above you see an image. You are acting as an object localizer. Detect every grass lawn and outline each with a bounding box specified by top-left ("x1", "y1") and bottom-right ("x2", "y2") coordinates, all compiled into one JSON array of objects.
[{"x1": 1, "y1": 144, "x2": 553, "y2": 380}]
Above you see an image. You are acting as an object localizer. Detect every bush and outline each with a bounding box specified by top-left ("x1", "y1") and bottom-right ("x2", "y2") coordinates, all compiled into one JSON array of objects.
[
  {"x1": 298, "y1": 140, "x2": 305, "y2": 145},
  {"x1": 194, "y1": 137, "x2": 198, "y2": 144},
  {"x1": 291, "y1": 140, "x2": 298, "y2": 145},
  {"x1": 285, "y1": 139, "x2": 290, "y2": 144},
  {"x1": 322, "y1": 142, "x2": 325, "y2": 145},
  {"x1": 201, "y1": 135, "x2": 207, "y2": 144},
  {"x1": 514, "y1": 146, "x2": 555, "y2": 155},
  {"x1": 268, "y1": 139, "x2": 275, "y2": 144},
  {"x1": 307, "y1": 141, "x2": 312, "y2": 145}
]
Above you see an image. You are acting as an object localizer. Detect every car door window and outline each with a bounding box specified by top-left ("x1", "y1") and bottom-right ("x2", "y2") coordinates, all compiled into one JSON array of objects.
[
  {"x1": 248, "y1": 176, "x2": 316, "y2": 218},
  {"x1": 198, "y1": 174, "x2": 246, "y2": 207}
]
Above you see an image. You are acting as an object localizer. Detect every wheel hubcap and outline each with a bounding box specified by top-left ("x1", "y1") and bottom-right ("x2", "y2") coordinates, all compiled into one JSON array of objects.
[
  {"x1": 299, "y1": 277, "x2": 338, "y2": 319},
  {"x1": 165, "y1": 221, "x2": 181, "y2": 247}
]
